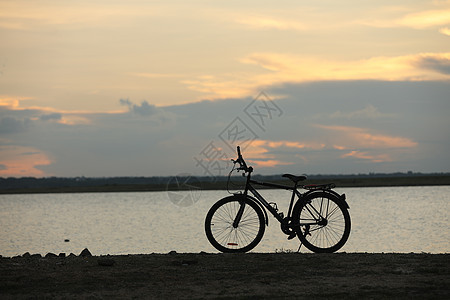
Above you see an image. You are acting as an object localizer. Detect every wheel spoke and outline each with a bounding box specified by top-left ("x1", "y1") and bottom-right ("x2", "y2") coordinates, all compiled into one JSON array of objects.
[
  {"x1": 295, "y1": 193, "x2": 350, "y2": 253},
  {"x1": 206, "y1": 197, "x2": 265, "y2": 252}
]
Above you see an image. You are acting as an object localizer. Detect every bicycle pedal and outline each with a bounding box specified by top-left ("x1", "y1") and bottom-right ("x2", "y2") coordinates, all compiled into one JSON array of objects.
[{"x1": 287, "y1": 232, "x2": 296, "y2": 240}]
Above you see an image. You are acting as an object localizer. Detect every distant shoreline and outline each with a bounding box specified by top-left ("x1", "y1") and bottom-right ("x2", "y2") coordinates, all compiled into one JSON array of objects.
[{"x1": 1, "y1": 174, "x2": 449, "y2": 194}]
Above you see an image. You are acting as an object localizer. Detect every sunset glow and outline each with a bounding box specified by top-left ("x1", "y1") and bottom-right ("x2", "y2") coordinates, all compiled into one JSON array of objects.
[
  {"x1": 1, "y1": 0, "x2": 448, "y2": 177},
  {"x1": 0, "y1": 146, "x2": 52, "y2": 177},
  {"x1": 317, "y1": 125, "x2": 418, "y2": 149}
]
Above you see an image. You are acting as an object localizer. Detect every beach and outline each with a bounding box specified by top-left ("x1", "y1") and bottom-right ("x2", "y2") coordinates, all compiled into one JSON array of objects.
[{"x1": 1, "y1": 252, "x2": 448, "y2": 299}]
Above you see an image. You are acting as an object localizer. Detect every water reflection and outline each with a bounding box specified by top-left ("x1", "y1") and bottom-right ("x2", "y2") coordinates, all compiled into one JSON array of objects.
[{"x1": 0, "y1": 186, "x2": 448, "y2": 256}]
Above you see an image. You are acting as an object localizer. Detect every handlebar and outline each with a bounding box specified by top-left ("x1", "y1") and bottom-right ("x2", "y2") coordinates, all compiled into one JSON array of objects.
[{"x1": 233, "y1": 146, "x2": 252, "y2": 173}]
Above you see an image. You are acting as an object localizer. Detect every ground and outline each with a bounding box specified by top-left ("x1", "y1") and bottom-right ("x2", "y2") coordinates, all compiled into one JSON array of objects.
[{"x1": 1, "y1": 252, "x2": 449, "y2": 299}]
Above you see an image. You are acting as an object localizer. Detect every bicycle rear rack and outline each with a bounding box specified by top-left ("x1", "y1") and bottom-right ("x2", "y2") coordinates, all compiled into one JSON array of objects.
[{"x1": 303, "y1": 183, "x2": 336, "y2": 190}]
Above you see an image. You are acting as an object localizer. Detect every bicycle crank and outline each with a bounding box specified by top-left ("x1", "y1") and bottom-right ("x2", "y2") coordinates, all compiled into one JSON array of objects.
[{"x1": 280, "y1": 217, "x2": 297, "y2": 240}]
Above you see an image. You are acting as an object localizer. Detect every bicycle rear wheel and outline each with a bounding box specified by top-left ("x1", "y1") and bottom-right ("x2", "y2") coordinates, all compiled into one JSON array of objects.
[
  {"x1": 293, "y1": 192, "x2": 351, "y2": 253},
  {"x1": 205, "y1": 196, "x2": 265, "y2": 253}
]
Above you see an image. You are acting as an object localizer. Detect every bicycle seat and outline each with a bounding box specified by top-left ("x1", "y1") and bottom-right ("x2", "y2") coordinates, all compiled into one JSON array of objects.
[{"x1": 282, "y1": 174, "x2": 307, "y2": 183}]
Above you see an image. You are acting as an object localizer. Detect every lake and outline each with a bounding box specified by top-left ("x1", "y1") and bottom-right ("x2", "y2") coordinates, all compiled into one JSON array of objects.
[{"x1": 0, "y1": 186, "x2": 449, "y2": 257}]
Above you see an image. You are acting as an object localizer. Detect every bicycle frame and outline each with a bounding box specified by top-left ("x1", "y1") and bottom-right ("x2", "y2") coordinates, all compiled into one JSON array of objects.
[
  {"x1": 245, "y1": 178, "x2": 296, "y2": 223},
  {"x1": 239, "y1": 169, "x2": 344, "y2": 229},
  {"x1": 238, "y1": 168, "x2": 303, "y2": 226}
]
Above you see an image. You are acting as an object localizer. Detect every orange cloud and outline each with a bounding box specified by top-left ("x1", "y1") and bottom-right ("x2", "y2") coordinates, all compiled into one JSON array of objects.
[
  {"x1": 315, "y1": 125, "x2": 418, "y2": 163},
  {"x1": 0, "y1": 96, "x2": 33, "y2": 108},
  {"x1": 56, "y1": 115, "x2": 91, "y2": 125},
  {"x1": 185, "y1": 52, "x2": 450, "y2": 100},
  {"x1": 243, "y1": 52, "x2": 450, "y2": 81},
  {"x1": 341, "y1": 150, "x2": 392, "y2": 163},
  {"x1": 181, "y1": 74, "x2": 257, "y2": 99},
  {"x1": 0, "y1": 146, "x2": 52, "y2": 177},
  {"x1": 440, "y1": 27, "x2": 450, "y2": 36},
  {"x1": 245, "y1": 127, "x2": 418, "y2": 165},
  {"x1": 317, "y1": 125, "x2": 418, "y2": 149},
  {"x1": 242, "y1": 139, "x2": 325, "y2": 168},
  {"x1": 249, "y1": 139, "x2": 325, "y2": 153},
  {"x1": 333, "y1": 145, "x2": 347, "y2": 150},
  {"x1": 356, "y1": 3, "x2": 450, "y2": 30},
  {"x1": 251, "y1": 160, "x2": 293, "y2": 168},
  {"x1": 241, "y1": 130, "x2": 418, "y2": 167},
  {"x1": 0, "y1": 96, "x2": 119, "y2": 125},
  {"x1": 398, "y1": 9, "x2": 450, "y2": 29}
]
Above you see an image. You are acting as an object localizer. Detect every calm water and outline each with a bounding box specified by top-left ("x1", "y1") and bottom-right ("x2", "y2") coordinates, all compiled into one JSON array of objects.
[{"x1": 0, "y1": 186, "x2": 449, "y2": 256}]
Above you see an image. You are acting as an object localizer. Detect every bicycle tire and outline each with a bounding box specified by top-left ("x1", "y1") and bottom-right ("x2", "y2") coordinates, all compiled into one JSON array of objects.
[
  {"x1": 293, "y1": 191, "x2": 351, "y2": 253},
  {"x1": 205, "y1": 196, "x2": 265, "y2": 253}
]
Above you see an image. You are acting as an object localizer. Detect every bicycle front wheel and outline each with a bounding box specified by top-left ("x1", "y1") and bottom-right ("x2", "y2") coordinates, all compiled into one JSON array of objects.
[
  {"x1": 205, "y1": 196, "x2": 265, "y2": 253},
  {"x1": 293, "y1": 192, "x2": 351, "y2": 253}
]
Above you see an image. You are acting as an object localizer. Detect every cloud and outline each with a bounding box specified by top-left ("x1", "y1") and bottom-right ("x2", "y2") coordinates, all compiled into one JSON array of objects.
[
  {"x1": 0, "y1": 101, "x2": 179, "y2": 177},
  {"x1": 356, "y1": 4, "x2": 450, "y2": 30},
  {"x1": 0, "y1": 96, "x2": 32, "y2": 108},
  {"x1": 0, "y1": 80, "x2": 447, "y2": 177},
  {"x1": 119, "y1": 98, "x2": 177, "y2": 126},
  {"x1": 316, "y1": 125, "x2": 418, "y2": 149},
  {"x1": 0, "y1": 116, "x2": 30, "y2": 134},
  {"x1": 312, "y1": 125, "x2": 418, "y2": 163},
  {"x1": 40, "y1": 113, "x2": 62, "y2": 122},
  {"x1": 185, "y1": 52, "x2": 450, "y2": 100},
  {"x1": 242, "y1": 140, "x2": 326, "y2": 169},
  {"x1": 181, "y1": 74, "x2": 257, "y2": 100},
  {"x1": 0, "y1": 98, "x2": 18, "y2": 108},
  {"x1": 329, "y1": 105, "x2": 396, "y2": 120},
  {"x1": 398, "y1": 9, "x2": 450, "y2": 29},
  {"x1": 119, "y1": 98, "x2": 132, "y2": 107},
  {"x1": 251, "y1": 140, "x2": 325, "y2": 152},
  {"x1": 120, "y1": 99, "x2": 157, "y2": 116},
  {"x1": 133, "y1": 101, "x2": 157, "y2": 116},
  {"x1": 250, "y1": 159, "x2": 293, "y2": 168},
  {"x1": 1, "y1": 98, "x2": 92, "y2": 126},
  {"x1": 0, "y1": 146, "x2": 52, "y2": 177},
  {"x1": 242, "y1": 52, "x2": 450, "y2": 81},
  {"x1": 56, "y1": 114, "x2": 91, "y2": 125},
  {"x1": 341, "y1": 150, "x2": 392, "y2": 163},
  {"x1": 242, "y1": 123, "x2": 419, "y2": 166},
  {"x1": 415, "y1": 53, "x2": 450, "y2": 75},
  {"x1": 235, "y1": 15, "x2": 307, "y2": 31},
  {"x1": 439, "y1": 27, "x2": 450, "y2": 35}
]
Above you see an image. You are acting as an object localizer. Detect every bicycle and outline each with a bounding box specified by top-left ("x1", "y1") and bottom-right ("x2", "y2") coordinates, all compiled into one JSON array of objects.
[{"x1": 205, "y1": 146, "x2": 351, "y2": 253}]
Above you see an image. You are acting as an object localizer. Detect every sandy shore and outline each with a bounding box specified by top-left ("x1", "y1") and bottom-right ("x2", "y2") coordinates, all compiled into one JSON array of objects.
[{"x1": 1, "y1": 252, "x2": 449, "y2": 299}]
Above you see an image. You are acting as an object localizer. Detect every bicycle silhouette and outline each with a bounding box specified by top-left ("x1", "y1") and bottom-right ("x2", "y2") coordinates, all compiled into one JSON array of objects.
[{"x1": 205, "y1": 146, "x2": 351, "y2": 253}]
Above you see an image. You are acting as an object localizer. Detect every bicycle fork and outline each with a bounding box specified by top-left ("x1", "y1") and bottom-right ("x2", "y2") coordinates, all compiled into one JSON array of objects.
[{"x1": 232, "y1": 201, "x2": 246, "y2": 228}]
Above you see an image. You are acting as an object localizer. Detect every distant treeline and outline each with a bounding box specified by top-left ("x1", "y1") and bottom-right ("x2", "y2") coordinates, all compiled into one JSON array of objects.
[{"x1": 0, "y1": 172, "x2": 449, "y2": 194}]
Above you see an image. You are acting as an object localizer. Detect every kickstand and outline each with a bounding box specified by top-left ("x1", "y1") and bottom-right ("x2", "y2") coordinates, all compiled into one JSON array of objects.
[{"x1": 297, "y1": 242, "x2": 303, "y2": 253}]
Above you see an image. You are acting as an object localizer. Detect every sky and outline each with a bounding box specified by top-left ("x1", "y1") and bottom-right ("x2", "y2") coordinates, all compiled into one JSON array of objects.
[{"x1": 0, "y1": 0, "x2": 449, "y2": 178}]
